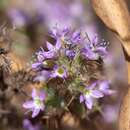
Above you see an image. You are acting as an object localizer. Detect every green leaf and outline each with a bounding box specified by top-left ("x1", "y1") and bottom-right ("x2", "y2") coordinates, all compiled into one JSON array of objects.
[
  {"x1": 46, "y1": 95, "x2": 63, "y2": 108},
  {"x1": 73, "y1": 101, "x2": 86, "y2": 118}
]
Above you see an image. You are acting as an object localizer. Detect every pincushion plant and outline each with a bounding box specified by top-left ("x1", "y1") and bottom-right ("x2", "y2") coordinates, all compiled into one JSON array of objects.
[{"x1": 23, "y1": 25, "x2": 114, "y2": 119}]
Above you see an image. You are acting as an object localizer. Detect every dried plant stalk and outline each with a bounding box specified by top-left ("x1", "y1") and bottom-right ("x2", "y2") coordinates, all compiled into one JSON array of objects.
[{"x1": 119, "y1": 86, "x2": 130, "y2": 130}]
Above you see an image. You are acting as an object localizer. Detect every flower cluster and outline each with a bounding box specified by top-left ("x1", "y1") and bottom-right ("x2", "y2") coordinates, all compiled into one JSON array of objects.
[{"x1": 23, "y1": 25, "x2": 113, "y2": 118}]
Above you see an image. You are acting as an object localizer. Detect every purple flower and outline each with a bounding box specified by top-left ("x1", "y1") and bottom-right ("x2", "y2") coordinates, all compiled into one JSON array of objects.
[
  {"x1": 50, "y1": 26, "x2": 69, "y2": 46},
  {"x1": 50, "y1": 26, "x2": 82, "y2": 47},
  {"x1": 63, "y1": 30, "x2": 82, "y2": 45},
  {"x1": 23, "y1": 89, "x2": 46, "y2": 118},
  {"x1": 46, "y1": 41, "x2": 61, "y2": 55},
  {"x1": 32, "y1": 59, "x2": 50, "y2": 70},
  {"x1": 31, "y1": 42, "x2": 61, "y2": 70},
  {"x1": 23, "y1": 119, "x2": 41, "y2": 130},
  {"x1": 99, "y1": 80, "x2": 115, "y2": 95},
  {"x1": 35, "y1": 48, "x2": 46, "y2": 62},
  {"x1": 34, "y1": 70, "x2": 50, "y2": 82},
  {"x1": 80, "y1": 82, "x2": 104, "y2": 109},
  {"x1": 65, "y1": 49, "x2": 76, "y2": 59},
  {"x1": 34, "y1": 41, "x2": 61, "y2": 62},
  {"x1": 80, "y1": 81, "x2": 114, "y2": 109},
  {"x1": 50, "y1": 26, "x2": 69, "y2": 40},
  {"x1": 31, "y1": 48, "x2": 47, "y2": 70},
  {"x1": 37, "y1": 45, "x2": 56, "y2": 59},
  {"x1": 32, "y1": 62, "x2": 42, "y2": 70},
  {"x1": 81, "y1": 35, "x2": 108, "y2": 60},
  {"x1": 50, "y1": 65, "x2": 67, "y2": 79},
  {"x1": 70, "y1": 30, "x2": 81, "y2": 44},
  {"x1": 35, "y1": 40, "x2": 61, "y2": 61},
  {"x1": 81, "y1": 47, "x2": 99, "y2": 60}
]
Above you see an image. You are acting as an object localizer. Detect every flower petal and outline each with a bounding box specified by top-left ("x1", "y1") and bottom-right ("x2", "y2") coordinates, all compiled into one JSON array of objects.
[
  {"x1": 50, "y1": 72, "x2": 57, "y2": 78},
  {"x1": 82, "y1": 47, "x2": 98, "y2": 60},
  {"x1": 23, "y1": 101, "x2": 34, "y2": 109},
  {"x1": 34, "y1": 70, "x2": 50, "y2": 82},
  {"x1": 65, "y1": 50, "x2": 75, "y2": 58},
  {"x1": 43, "y1": 51, "x2": 55, "y2": 59},
  {"x1": 32, "y1": 89, "x2": 37, "y2": 99},
  {"x1": 32, "y1": 109, "x2": 40, "y2": 118},
  {"x1": 85, "y1": 96, "x2": 93, "y2": 109},
  {"x1": 88, "y1": 82, "x2": 97, "y2": 89},
  {"x1": 99, "y1": 81, "x2": 109, "y2": 90},
  {"x1": 96, "y1": 47, "x2": 107, "y2": 57},
  {"x1": 91, "y1": 90, "x2": 104, "y2": 98},
  {"x1": 55, "y1": 39, "x2": 61, "y2": 50},
  {"x1": 79, "y1": 95, "x2": 84, "y2": 103},
  {"x1": 37, "y1": 53, "x2": 45, "y2": 62},
  {"x1": 99, "y1": 81, "x2": 115, "y2": 95},
  {"x1": 46, "y1": 42, "x2": 54, "y2": 51},
  {"x1": 32, "y1": 62, "x2": 41, "y2": 69},
  {"x1": 71, "y1": 30, "x2": 81, "y2": 43}
]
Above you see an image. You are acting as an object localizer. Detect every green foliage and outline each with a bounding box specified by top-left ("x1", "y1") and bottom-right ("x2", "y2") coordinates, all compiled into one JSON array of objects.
[{"x1": 72, "y1": 101, "x2": 86, "y2": 118}]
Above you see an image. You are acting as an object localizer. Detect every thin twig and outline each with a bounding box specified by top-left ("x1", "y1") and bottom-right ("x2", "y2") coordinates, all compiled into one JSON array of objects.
[{"x1": 67, "y1": 95, "x2": 75, "y2": 108}]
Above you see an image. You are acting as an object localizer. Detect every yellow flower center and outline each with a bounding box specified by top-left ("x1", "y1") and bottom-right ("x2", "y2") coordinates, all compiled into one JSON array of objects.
[
  {"x1": 85, "y1": 90, "x2": 91, "y2": 95},
  {"x1": 57, "y1": 67, "x2": 64, "y2": 75},
  {"x1": 34, "y1": 98, "x2": 43, "y2": 108}
]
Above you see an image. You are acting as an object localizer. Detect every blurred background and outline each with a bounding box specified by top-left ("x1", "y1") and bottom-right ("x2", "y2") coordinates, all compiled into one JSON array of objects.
[{"x1": 0, "y1": 0, "x2": 129, "y2": 130}]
